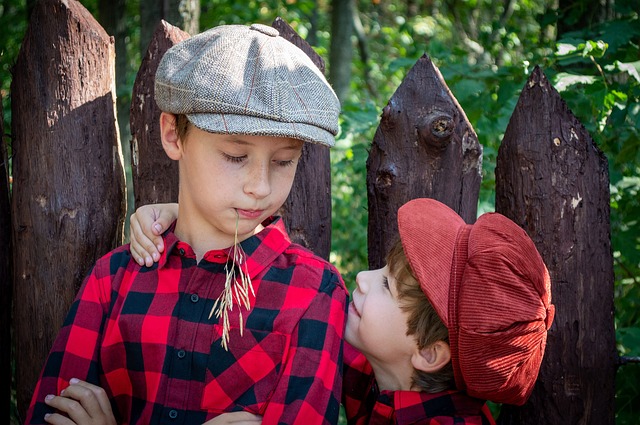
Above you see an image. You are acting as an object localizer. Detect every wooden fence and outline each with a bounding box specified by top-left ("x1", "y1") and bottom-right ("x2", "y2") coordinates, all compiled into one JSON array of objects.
[{"x1": 1, "y1": 0, "x2": 621, "y2": 423}]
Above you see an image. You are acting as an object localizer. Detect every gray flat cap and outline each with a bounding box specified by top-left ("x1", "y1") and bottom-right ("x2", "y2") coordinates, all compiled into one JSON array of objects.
[{"x1": 155, "y1": 23, "x2": 340, "y2": 147}]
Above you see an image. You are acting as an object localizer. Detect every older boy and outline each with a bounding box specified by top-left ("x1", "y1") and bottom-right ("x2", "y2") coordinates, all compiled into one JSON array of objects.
[{"x1": 26, "y1": 23, "x2": 347, "y2": 425}]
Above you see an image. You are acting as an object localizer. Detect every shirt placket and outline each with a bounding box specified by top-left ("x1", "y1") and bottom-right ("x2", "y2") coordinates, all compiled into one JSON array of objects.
[{"x1": 160, "y1": 256, "x2": 222, "y2": 424}]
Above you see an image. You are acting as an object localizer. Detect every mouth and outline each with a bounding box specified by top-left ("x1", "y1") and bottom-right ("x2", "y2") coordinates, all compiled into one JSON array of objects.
[
  {"x1": 349, "y1": 301, "x2": 361, "y2": 318},
  {"x1": 236, "y1": 208, "x2": 265, "y2": 219}
]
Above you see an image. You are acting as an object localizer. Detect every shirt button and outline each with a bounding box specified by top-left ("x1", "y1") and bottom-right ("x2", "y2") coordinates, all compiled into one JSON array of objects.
[
  {"x1": 168, "y1": 409, "x2": 178, "y2": 419},
  {"x1": 190, "y1": 293, "x2": 199, "y2": 303},
  {"x1": 177, "y1": 349, "x2": 186, "y2": 359},
  {"x1": 179, "y1": 248, "x2": 185, "y2": 255}
]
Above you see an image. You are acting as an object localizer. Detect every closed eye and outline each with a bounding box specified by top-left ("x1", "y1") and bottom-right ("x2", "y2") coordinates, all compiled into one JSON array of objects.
[
  {"x1": 275, "y1": 159, "x2": 296, "y2": 167},
  {"x1": 222, "y1": 152, "x2": 246, "y2": 163},
  {"x1": 382, "y1": 276, "x2": 389, "y2": 290}
]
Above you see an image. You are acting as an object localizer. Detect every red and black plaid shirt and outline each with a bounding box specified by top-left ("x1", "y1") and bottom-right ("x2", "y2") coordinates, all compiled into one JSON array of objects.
[
  {"x1": 26, "y1": 217, "x2": 348, "y2": 425},
  {"x1": 342, "y1": 344, "x2": 496, "y2": 425}
]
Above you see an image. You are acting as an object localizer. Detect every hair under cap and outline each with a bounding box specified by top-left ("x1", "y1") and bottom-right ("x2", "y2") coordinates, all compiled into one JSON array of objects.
[
  {"x1": 154, "y1": 23, "x2": 340, "y2": 147},
  {"x1": 398, "y1": 198, "x2": 554, "y2": 405}
]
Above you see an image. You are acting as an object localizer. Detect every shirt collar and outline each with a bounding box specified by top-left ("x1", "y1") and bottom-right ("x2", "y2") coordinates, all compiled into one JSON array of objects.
[
  {"x1": 377, "y1": 389, "x2": 489, "y2": 423},
  {"x1": 157, "y1": 216, "x2": 291, "y2": 278}
]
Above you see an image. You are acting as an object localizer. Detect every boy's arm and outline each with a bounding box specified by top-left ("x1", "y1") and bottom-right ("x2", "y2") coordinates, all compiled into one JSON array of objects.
[
  {"x1": 24, "y1": 258, "x2": 112, "y2": 425},
  {"x1": 261, "y1": 268, "x2": 348, "y2": 425}
]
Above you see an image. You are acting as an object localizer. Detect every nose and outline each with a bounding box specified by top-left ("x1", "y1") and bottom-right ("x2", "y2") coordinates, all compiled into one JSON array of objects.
[
  {"x1": 355, "y1": 270, "x2": 370, "y2": 293},
  {"x1": 244, "y1": 161, "x2": 271, "y2": 198}
]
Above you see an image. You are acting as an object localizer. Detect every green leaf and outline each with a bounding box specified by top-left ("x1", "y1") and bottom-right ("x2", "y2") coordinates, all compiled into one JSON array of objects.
[{"x1": 553, "y1": 72, "x2": 597, "y2": 92}]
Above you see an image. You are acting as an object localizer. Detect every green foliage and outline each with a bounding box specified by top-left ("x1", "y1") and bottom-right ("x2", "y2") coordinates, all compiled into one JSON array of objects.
[{"x1": 0, "y1": 0, "x2": 27, "y2": 141}]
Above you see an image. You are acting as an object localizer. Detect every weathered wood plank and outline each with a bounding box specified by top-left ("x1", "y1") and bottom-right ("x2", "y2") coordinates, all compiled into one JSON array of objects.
[
  {"x1": 0, "y1": 94, "x2": 12, "y2": 425},
  {"x1": 366, "y1": 54, "x2": 482, "y2": 267},
  {"x1": 11, "y1": 0, "x2": 125, "y2": 417},
  {"x1": 130, "y1": 20, "x2": 189, "y2": 209},
  {"x1": 271, "y1": 17, "x2": 333, "y2": 260},
  {"x1": 495, "y1": 66, "x2": 616, "y2": 425}
]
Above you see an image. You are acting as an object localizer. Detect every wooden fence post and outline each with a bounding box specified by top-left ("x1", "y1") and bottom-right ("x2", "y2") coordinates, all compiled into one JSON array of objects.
[
  {"x1": 272, "y1": 17, "x2": 333, "y2": 260},
  {"x1": 11, "y1": 0, "x2": 126, "y2": 418},
  {"x1": 366, "y1": 54, "x2": 482, "y2": 267},
  {"x1": 0, "y1": 95, "x2": 12, "y2": 425},
  {"x1": 130, "y1": 20, "x2": 189, "y2": 209},
  {"x1": 495, "y1": 66, "x2": 616, "y2": 424}
]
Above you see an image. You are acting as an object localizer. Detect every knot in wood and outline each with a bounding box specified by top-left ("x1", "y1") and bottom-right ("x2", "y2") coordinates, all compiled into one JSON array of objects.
[
  {"x1": 375, "y1": 165, "x2": 396, "y2": 189},
  {"x1": 417, "y1": 112, "x2": 454, "y2": 150}
]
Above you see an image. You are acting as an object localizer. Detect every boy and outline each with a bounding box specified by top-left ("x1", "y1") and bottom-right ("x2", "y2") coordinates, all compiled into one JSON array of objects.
[
  {"x1": 26, "y1": 23, "x2": 347, "y2": 425},
  {"x1": 343, "y1": 198, "x2": 554, "y2": 424},
  {"x1": 128, "y1": 198, "x2": 555, "y2": 424}
]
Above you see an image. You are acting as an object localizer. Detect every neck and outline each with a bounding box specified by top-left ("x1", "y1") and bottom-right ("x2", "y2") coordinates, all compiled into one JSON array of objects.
[
  {"x1": 174, "y1": 206, "x2": 263, "y2": 262},
  {"x1": 367, "y1": 357, "x2": 415, "y2": 392}
]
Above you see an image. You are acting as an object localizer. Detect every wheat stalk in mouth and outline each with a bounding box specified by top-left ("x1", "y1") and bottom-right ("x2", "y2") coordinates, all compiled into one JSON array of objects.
[{"x1": 209, "y1": 211, "x2": 255, "y2": 350}]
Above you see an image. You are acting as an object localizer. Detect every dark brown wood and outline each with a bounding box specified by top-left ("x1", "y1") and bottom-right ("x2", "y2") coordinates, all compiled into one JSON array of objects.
[
  {"x1": 11, "y1": 0, "x2": 125, "y2": 418},
  {"x1": 495, "y1": 66, "x2": 616, "y2": 425},
  {"x1": 366, "y1": 54, "x2": 482, "y2": 268},
  {"x1": 0, "y1": 95, "x2": 12, "y2": 425},
  {"x1": 130, "y1": 20, "x2": 189, "y2": 208},
  {"x1": 272, "y1": 17, "x2": 332, "y2": 260}
]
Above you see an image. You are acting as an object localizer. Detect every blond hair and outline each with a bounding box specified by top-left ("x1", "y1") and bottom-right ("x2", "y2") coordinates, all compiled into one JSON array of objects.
[{"x1": 386, "y1": 240, "x2": 455, "y2": 393}]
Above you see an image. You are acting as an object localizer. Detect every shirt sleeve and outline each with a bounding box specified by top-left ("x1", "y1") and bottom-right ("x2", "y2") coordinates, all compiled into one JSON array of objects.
[
  {"x1": 261, "y1": 267, "x2": 348, "y2": 425},
  {"x1": 24, "y1": 255, "x2": 113, "y2": 425},
  {"x1": 342, "y1": 342, "x2": 378, "y2": 425}
]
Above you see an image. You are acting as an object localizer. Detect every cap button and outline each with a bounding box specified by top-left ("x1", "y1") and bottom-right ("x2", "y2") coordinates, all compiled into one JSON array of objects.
[{"x1": 250, "y1": 23, "x2": 279, "y2": 37}]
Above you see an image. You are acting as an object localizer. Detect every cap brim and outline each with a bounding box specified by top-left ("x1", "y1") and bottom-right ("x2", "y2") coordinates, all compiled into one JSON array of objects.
[
  {"x1": 398, "y1": 198, "x2": 466, "y2": 325},
  {"x1": 187, "y1": 113, "x2": 336, "y2": 147}
]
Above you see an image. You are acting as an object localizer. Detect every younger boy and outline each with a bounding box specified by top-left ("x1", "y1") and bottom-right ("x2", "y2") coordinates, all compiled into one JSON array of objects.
[
  {"x1": 26, "y1": 23, "x2": 347, "y2": 425},
  {"x1": 128, "y1": 198, "x2": 555, "y2": 424},
  {"x1": 343, "y1": 198, "x2": 555, "y2": 424}
]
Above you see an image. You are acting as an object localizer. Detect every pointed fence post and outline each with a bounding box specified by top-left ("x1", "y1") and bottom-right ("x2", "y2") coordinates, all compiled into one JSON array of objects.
[
  {"x1": 130, "y1": 20, "x2": 189, "y2": 208},
  {"x1": 495, "y1": 66, "x2": 616, "y2": 425},
  {"x1": 11, "y1": 0, "x2": 125, "y2": 417},
  {"x1": 366, "y1": 54, "x2": 482, "y2": 267},
  {"x1": 272, "y1": 17, "x2": 333, "y2": 260}
]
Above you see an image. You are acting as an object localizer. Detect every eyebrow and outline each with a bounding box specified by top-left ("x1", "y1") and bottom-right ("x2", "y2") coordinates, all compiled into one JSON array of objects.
[{"x1": 226, "y1": 136, "x2": 303, "y2": 150}]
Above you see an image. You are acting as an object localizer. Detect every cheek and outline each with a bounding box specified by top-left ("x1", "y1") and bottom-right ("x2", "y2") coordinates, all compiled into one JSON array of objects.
[{"x1": 272, "y1": 168, "x2": 297, "y2": 194}]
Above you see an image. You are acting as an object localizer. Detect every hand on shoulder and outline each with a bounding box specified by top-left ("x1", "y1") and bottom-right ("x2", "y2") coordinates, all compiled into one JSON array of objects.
[{"x1": 129, "y1": 203, "x2": 178, "y2": 266}]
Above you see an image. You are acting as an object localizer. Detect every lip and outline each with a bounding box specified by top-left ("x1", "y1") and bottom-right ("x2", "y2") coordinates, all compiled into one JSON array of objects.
[
  {"x1": 236, "y1": 209, "x2": 265, "y2": 219},
  {"x1": 349, "y1": 301, "x2": 361, "y2": 318}
]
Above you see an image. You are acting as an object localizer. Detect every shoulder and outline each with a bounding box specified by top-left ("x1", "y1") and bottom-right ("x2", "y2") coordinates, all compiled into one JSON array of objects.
[
  {"x1": 275, "y1": 242, "x2": 347, "y2": 293},
  {"x1": 89, "y1": 243, "x2": 139, "y2": 280}
]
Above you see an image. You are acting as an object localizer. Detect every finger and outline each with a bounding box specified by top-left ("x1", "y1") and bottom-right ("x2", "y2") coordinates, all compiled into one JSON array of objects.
[
  {"x1": 202, "y1": 412, "x2": 263, "y2": 424},
  {"x1": 69, "y1": 379, "x2": 114, "y2": 420},
  {"x1": 44, "y1": 412, "x2": 77, "y2": 425},
  {"x1": 44, "y1": 394, "x2": 91, "y2": 424},
  {"x1": 129, "y1": 214, "x2": 158, "y2": 266},
  {"x1": 133, "y1": 208, "x2": 164, "y2": 258}
]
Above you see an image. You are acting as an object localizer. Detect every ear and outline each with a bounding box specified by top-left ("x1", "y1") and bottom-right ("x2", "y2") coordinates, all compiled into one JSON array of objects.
[
  {"x1": 159, "y1": 112, "x2": 183, "y2": 160},
  {"x1": 411, "y1": 341, "x2": 451, "y2": 373}
]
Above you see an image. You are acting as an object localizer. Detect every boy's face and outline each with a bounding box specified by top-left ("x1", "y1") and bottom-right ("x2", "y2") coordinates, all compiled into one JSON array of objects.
[
  {"x1": 175, "y1": 124, "x2": 303, "y2": 248},
  {"x1": 346, "y1": 266, "x2": 417, "y2": 369}
]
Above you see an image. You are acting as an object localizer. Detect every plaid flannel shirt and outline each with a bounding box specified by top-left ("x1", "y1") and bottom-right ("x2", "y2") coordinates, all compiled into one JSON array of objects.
[
  {"x1": 342, "y1": 343, "x2": 496, "y2": 425},
  {"x1": 26, "y1": 217, "x2": 348, "y2": 425}
]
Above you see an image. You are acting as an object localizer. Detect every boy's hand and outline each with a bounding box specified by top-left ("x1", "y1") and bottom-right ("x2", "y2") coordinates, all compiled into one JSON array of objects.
[
  {"x1": 43, "y1": 378, "x2": 116, "y2": 425},
  {"x1": 202, "y1": 412, "x2": 262, "y2": 424},
  {"x1": 129, "y1": 203, "x2": 178, "y2": 266}
]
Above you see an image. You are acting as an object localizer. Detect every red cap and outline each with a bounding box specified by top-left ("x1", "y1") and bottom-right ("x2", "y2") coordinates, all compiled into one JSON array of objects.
[{"x1": 398, "y1": 198, "x2": 554, "y2": 405}]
